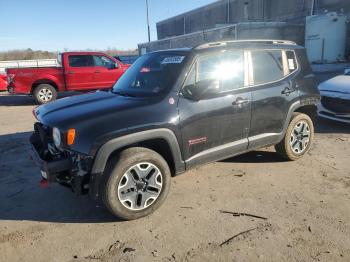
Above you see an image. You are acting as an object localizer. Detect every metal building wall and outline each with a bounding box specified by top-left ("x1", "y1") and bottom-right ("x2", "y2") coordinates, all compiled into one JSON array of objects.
[
  {"x1": 156, "y1": 0, "x2": 349, "y2": 40},
  {"x1": 140, "y1": 22, "x2": 304, "y2": 54},
  {"x1": 156, "y1": 0, "x2": 266, "y2": 40}
]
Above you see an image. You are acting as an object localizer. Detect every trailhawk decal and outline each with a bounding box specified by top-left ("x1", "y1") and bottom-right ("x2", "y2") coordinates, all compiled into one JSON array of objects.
[
  {"x1": 188, "y1": 137, "x2": 207, "y2": 146},
  {"x1": 161, "y1": 56, "x2": 185, "y2": 64}
]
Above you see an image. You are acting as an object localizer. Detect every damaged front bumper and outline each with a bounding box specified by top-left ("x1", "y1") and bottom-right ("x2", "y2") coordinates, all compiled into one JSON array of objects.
[
  {"x1": 318, "y1": 93, "x2": 350, "y2": 124},
  {"x1": 30, "y1": 123, "x2": 95, "y2": 196}
]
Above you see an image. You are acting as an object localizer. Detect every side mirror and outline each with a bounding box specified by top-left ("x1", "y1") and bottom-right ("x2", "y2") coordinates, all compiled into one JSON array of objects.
[
  {"x1": 344, "y1": 69, "x2": 350, "y2": 75},
  {"x1": 109, "y1": 62, "x2": 119, "y2": 70},
  {"x1": 183, "y1": 79, "x2": 220, "y2": 101}
]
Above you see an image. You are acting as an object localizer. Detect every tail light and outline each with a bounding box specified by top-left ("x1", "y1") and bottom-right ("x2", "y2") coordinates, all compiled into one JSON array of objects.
[{"x1": 7, "y1": 74, "x2": 14, "y2": 84}]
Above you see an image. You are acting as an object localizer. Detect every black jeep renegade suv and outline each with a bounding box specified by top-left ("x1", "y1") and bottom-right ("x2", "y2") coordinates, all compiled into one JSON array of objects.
[{"x1": 30, "y1": 40, "x2": 320, "y2": 220}]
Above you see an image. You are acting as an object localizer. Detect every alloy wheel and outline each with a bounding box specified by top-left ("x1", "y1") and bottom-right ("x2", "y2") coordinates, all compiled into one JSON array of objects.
[
  {"x1": 290, "y1": 120, "x2": 310, "y2": 154},
  {"x1": 117, "y1": 162, "x2": 163, "y2": 211}
]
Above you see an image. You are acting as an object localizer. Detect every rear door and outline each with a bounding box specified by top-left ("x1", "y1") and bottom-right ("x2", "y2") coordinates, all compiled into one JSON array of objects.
[
  {"x1": 92, "y1": 55, "x2": 124, "y2": 89},
  {"x1": 178, "y1": 50, "x2": 252, "y2": 168},
  {"x1": 65, "y1": 55, "x2": 96, "y2": 90},
  {"x1": 248, "y1": 49, "x2": 299, "y2": 149}
]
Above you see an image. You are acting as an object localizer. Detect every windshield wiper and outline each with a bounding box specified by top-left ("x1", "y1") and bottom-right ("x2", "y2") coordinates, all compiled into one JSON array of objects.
[{"x1": 111, "y1": 90, "x2": 136, "y2": 97}]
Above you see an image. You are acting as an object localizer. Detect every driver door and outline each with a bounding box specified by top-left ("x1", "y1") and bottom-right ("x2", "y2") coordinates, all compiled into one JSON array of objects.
[
  {"x1": 92, "y1": 55, "x2": 123, "y2": 89},
  {"x1": 178, "y1": 50, "x2": 252, "y2": 168}
]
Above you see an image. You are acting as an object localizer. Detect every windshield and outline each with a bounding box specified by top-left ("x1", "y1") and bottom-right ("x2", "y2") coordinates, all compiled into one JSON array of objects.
[{"x1": 112, "y1": 52, "x2": 187, "y2": 97}]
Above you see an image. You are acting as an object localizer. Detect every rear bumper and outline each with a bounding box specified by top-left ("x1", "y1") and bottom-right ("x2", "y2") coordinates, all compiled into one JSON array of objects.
[
  {"x1": 7, "y1": 85, "x2": 14, "y2": 94},
  {"x1": 7, "y1": 83, "x2": 31, "y2": 95}
]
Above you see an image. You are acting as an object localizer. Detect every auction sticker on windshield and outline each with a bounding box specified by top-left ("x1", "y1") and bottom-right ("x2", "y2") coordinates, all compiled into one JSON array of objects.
[{"x1": 161, "y1": 56, "x2": 185, "y2": 64}]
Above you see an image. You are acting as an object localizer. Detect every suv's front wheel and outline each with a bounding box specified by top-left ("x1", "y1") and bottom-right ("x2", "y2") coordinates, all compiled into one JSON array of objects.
[
  {"x1": 101, "y1": 147, "x2": 171, "y2": 220},
  {"x1": 275, "y1": 112, "x2": 314, "y2": 161}
]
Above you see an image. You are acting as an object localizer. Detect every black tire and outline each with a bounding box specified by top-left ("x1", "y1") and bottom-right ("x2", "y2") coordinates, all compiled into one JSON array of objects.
[
  {"x1": 101, "y1": 147, "x2": 171, "y2": 220},
  {"x1": 33, "y1": 84, "x2": 57, "y2": 104},
  {"x1": 275, "y1": 112, "x2": 314, "y2": 161}
]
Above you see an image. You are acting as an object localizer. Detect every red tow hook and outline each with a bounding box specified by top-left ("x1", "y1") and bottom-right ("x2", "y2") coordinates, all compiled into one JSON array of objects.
[{"x1": 40, "y1": 179, "x2": 49, "y2": 188}]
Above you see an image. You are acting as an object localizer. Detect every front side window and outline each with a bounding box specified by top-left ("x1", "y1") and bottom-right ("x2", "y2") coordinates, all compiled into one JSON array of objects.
[
  {"x1": 186, "y1": 51, "x2": 245, "y2": 92},
  {"x1": 68, "y1": 55, "x2": 93, "y2": 67},
  {"x1": 93, "y1": 55, "x2": 116, "y2": 69},
  {"x1": 251, "y1": 50, "x2": 284, "y2": 85}
]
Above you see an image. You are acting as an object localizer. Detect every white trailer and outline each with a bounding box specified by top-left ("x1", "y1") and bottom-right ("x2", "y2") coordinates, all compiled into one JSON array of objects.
[{"x1": 0, "y1": 59, "x2": 58, "y2": 73}]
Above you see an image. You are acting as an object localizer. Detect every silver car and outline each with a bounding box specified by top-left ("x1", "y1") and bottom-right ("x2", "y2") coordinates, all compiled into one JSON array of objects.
[{"x1": 318, "y1": 69, "x2": 350, "y2": 124}]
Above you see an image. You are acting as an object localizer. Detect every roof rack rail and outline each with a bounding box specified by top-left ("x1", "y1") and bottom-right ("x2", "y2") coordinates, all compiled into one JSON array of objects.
[{"x1": 194, "y1": 39, "x2": 297, "y2": 50}]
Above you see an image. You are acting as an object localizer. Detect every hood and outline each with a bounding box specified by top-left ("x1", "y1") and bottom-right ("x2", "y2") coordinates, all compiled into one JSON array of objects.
[
  {"x1": 318, "y1": 75, "x2": 350, "y2": 94},
  {"x1": 35, "y1": 91, "x2": 150, "y2": 128}
]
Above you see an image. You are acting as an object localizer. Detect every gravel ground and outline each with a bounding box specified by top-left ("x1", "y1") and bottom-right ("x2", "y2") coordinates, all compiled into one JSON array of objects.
[{"x1": 0, "y1": 89, "x2": 349, "y2": 262}]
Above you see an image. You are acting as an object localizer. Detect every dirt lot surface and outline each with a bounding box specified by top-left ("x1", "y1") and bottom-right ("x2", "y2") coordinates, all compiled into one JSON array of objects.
[{"x1": 0, "y1": 91, "x2": 349, "y2": 262}]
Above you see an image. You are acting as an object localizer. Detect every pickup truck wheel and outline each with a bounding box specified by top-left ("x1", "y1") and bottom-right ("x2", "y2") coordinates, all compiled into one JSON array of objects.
[
  {"x1": 101, "y1": 147, "x2": 171, "y2": 220},
  {"x1": 275, "y1": 112, "x2": 314, "y2": 161},
  {"x1": 33, "y1": 84, "x2": 57, "y2": 104}
]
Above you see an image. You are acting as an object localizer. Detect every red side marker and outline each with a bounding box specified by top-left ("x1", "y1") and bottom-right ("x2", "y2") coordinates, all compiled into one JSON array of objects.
[{"x1": 40, "y1": 179, "x2": 49, "y2": 188}]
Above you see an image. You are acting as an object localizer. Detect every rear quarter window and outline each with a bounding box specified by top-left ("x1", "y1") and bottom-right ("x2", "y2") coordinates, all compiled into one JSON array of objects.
[{"x1": 286, "y1": 51, "x2": 297, "y2": 73}]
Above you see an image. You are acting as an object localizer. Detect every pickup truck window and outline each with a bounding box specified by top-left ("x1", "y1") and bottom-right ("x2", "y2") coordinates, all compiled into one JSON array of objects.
[
  {"x1": 251, "y1": 50, "x2": 284, "y2": 85},
  {"x1": 112, "y1": 52, "x2": 186, "y2": 97},
  {"x1": 93, "y1": 55, "x2": 116, "y2": 69},
  {"x1": 68, "y1": 55, "x2": 94, "y2": 67}
]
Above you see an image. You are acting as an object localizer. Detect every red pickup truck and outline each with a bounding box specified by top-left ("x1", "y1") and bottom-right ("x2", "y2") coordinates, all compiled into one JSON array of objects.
[{"x1": 7, "y1": 52, "x2": 130, "y2": 104}]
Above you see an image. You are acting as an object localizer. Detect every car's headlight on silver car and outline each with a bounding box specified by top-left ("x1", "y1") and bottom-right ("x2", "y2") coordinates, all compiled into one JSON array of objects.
[{"x1": 52, "y1": 127, "x2": 61, "y2": 147}]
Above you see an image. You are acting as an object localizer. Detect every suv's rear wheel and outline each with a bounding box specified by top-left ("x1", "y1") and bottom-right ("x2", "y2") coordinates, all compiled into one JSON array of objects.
[
  {"x1": 33, "y1": 84, "x2": 57, "y2": 104},
  {"x1": 275, "y1": 112, "x2": 314, "y2": 161},
  {"x1": 101, "y1": 147, "x2": 171, "y2": 220}
]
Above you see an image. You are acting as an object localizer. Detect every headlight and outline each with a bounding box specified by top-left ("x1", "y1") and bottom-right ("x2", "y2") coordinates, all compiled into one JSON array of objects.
[{"x1": 52, "y1": 127, "x2": 61, "y2": 147}]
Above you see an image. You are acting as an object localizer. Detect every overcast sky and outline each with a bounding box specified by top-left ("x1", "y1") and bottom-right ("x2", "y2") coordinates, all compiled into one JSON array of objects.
[{"x1": 0, "y1": 0, "x2": 215, "y2": 51}]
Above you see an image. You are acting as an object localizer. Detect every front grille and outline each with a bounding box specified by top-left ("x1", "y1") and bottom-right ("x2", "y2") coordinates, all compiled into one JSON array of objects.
[
  {"x1": 319, "y1": 111, "x2": 350, "y2": 120},
  {"x1": 321, "y1": 96, "x2": 350, "y2": 114},
  {"x1": 33, "y1": 122, "x2": 52, "y2": 145}
]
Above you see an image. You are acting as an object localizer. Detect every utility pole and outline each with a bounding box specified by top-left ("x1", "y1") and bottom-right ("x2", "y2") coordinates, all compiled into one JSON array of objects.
[
  {"x1": 311, "y1": 0, "x2": 315, "y2": 15},
  {"x1": 146, "y1": 0, "x2": 151, "y2": 42},
  {"x1": 227, "y1": 0, "x2": 230, "y2": 23}
]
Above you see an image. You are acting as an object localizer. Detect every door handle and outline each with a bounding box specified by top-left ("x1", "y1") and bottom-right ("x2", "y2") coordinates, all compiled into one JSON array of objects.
[
  {"x1": 281, "y1": 87, "x2": 296, "y2": 96},
  {"x1": 95, "y1": 70, "x2": 101, "y2": 73},
  {"x1": 232, "y1": 97, "x2": 250, "y2": 106},
  {"x1": 67, "y1": 71, "x2": 74, "y2": 75}
]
